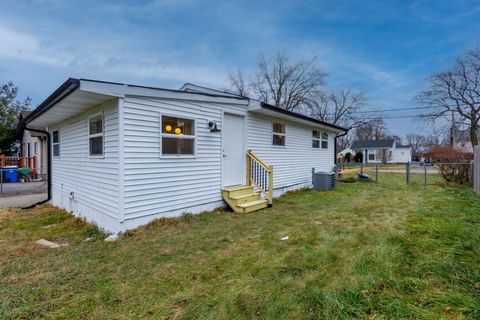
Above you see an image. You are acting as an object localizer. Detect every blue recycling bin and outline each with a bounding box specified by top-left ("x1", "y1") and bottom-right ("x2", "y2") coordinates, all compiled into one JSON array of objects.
[{"x1": 4, "y1": 166, "x2": 18, "y2": 183}]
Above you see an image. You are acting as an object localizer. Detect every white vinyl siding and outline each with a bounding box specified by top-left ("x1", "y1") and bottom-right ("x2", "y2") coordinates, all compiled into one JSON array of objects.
[
  {"x1": 247, "y1": 113, "x2": 335, "y2": 192},
  {"x1": 122, "y1": 96, "x2": 247, "y2": 224},
  {"x1": 49, "y1": 100, "x2": 120, "y2": 231}
]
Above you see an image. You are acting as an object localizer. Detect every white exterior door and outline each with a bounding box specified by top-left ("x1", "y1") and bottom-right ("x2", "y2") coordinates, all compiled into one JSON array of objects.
[{"x1": 222, "y1": 113, "x2": 245, "y2": 187}]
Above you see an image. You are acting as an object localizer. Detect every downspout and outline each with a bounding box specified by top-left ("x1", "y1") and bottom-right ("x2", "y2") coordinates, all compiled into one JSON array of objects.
[
  {"x1": 334, "y1": 130, "x2": 349, "y2": 164},
  {"x1": 22, "y1": 127, "x2": 51, "y2": 209}
]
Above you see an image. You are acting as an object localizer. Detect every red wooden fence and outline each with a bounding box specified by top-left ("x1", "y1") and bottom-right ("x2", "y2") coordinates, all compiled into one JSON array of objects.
[{"x1": 0, "y1": 156, "x2": 37, "y2": 179}]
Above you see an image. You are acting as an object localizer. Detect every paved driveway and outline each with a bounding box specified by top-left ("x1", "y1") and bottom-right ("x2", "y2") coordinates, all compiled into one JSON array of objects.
[
  {"x1": 0, "y1": 181, "x2": 47, "y2": 195},
  {"x1": 0, "y1": 193, "x2": 48, "y2": 208}
]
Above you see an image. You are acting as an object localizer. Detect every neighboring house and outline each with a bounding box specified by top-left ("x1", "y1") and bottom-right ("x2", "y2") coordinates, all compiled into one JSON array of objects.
[
  {"x1": 24, "y1": 78, "x2": 346, "y2": 233},
  {"x1": 337, "y1": 146, "x2": 355, "y2": 162},
  {"x1": 16, "y1": 111, "x2": 48, "y2": 179},
  {"x1": 351, "y1": 139, "x2": 411, "y2": 164}
]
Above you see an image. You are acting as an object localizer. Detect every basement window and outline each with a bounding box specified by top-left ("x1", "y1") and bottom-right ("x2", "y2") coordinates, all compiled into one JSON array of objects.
[
  {"x1": 272, "y1": 121, "x2": 285, "y2": 146},
  {"x1": 321, "y1": 131, "x2": 328, "y2": 149},
  {"x1": 52, "y1": 130, "x2": 60, "y2": 157},
  {"x1": 89, "y1": 113, "x2": 104, "y2": 156},
  {"x1": 312, "y1": 130, "x2": 320, "y2": 148},
  {"x1": 161, "y1": 116, "x2": 195, "y2": 156}
]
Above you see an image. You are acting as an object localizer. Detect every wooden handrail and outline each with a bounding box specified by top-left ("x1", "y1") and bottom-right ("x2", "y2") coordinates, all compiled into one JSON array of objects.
[
  {"x1": 246, "y1": 149, "x2": 273, "y2": 206},
  {"x1": 246, "y1": 150, "x2": 271, "y2": 172}
]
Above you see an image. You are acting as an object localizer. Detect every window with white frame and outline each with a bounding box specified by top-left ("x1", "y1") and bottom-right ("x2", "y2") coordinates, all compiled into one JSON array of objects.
[
  {"x1": 89, "y1": 113, "x2": 104, "y2": 156},
  {"x1": 312, "y1": 130, "x2": 320, "y2": 148},
  {"x1": 321, "y1": 131, "x2": 328, "y2": 149},
  {"x1": 34, "y1": 142, "x2": 38, "y2": 155},
  {"x1": 369, "y1": 153, "x2": 375, "y2": 161},
  {"x1": 161, "y1": 116, "x2": 195, "y2": 155},
  {"x1": 52, "y1": 130, "x2": 60, "y2": 156},
  {"x1": 272, "y1": 121, "x2": 285, "y2": 146}
]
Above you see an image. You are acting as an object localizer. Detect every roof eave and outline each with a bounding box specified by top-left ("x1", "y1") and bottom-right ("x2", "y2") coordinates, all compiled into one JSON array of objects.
[
  {"x1": 259, "y1": 102, "x2": 347, "y2": 132},
  {"x1": 24, "y1": 78, "x2": 80, "y2": 124}
]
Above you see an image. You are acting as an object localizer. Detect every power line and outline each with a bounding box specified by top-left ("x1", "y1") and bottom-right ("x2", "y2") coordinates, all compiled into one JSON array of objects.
[{"x1": 354, "y1": 105, "x2": 440, "y2": 114}]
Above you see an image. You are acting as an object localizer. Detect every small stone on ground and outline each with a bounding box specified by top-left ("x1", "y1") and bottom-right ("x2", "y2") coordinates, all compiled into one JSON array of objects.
[
  {"x1": 104, "y1": 235, "x2": 118, "y2": 242},
  {"x1": 36, "y1": 239, "x2": 60, "y2": 248}
]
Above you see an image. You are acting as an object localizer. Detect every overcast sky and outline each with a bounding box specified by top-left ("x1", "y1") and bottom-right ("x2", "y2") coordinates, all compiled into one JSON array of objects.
[{"x1": 1, "y1": 0, "x2": 479, "y2": 137}]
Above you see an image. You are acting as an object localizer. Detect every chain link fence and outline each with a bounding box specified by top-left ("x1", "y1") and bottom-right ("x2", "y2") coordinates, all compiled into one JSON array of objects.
[{"x1": 337, "y1": 162, "x2": 474, "y2": 187}]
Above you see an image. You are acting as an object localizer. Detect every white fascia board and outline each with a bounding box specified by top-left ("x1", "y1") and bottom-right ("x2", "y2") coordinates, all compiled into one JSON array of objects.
[{"x1": 79, "y1": 80, "x2": 248, "y2": 105}]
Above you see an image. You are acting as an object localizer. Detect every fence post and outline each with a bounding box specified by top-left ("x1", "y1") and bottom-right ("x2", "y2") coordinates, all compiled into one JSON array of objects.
[
  {"x1": 375, "y1": 164, "x2": 378, "y2": 182},
  {"x1": 474, "y1": 146, "x2": 480, "y2": 196},
  {"x1": 406, "y1": 162, "x2": 410, "y2": 184},
  {"x1": 424, "y1": 164, "x2": 427, "y2": 187}
]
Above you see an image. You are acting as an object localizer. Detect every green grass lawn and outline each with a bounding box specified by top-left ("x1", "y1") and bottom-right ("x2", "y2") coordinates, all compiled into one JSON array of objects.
[{"x1": 1, "y1": 174, "x2": 479, "y2": 319}]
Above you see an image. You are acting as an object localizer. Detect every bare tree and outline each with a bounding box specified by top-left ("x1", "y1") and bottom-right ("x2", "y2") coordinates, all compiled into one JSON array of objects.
[
  {"x1": 353, "y1": 118, "x2": 388, "y2": 141},
  {"x1": 418, "y1": 48, "x2": 480, "y2": 147},
  {"x1": 405, "y1": 133, "x2": 426, "y2": 155},
  {"x1": 228, "y1": 70, "x2": 249, "y2": 97},
  {"x1": 308, "y1": 89, "x2": 371, "y2": 149},
  {"x1": 229, "y1": 52, "x2": 326, "y2": 112},
  {"x1": 309, "y1": 89, "x2": 368, "y2": 128}
]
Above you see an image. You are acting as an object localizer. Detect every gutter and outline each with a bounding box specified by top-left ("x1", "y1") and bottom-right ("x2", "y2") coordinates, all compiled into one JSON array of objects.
[
  {"x1": 334, "y1": 130, "x2": 349, "y2": 164},
  {"x1": 259, "y1": 102, "x2": 347, "y2": 132},
  {"x1": 22, "y1": 127, "x2": 51, "y2": 209}
]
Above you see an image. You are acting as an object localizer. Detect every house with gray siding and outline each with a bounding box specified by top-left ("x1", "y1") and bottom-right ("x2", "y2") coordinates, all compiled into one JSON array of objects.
[{"x1": 24, "y1": 78, "x2": 346, "y2": 233}]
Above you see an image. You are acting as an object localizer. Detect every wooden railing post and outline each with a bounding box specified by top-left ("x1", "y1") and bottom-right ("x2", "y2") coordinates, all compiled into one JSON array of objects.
[
  {"x1": 246, "y1": 149, "x2": 252, "y2": 186},
  {"x1": 268, "y1": 165, "x2": 273, "y2": 206}
]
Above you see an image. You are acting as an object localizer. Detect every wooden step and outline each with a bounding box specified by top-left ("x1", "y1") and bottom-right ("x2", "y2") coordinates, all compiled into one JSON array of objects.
[
  {"x1": 222, "y1": 185, "x2": 254, "y2": 197},
  {"x1": 230, "y1": 192, "x2": 260, "y2": 205},
  {"x1": 237, "y1": 199, "x2": 268, "y2": 213}
]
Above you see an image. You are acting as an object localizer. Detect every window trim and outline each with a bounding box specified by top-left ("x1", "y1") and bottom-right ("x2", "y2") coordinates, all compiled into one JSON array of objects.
[
  {"x1": 160, "y1": 114, "x2": 197, "y2": 158},
  {"x1": 34, "y1": 142, "x2": 38, "y2": 155},
  {"x1": 272, "y1": 121, "x2": 286, "y2": 147},
  {"x1": 312, "y1": 129, "x2": 321, "y2": 149},
  {"x1": 88, "y1": 112, "x2": 105, "y2": 158},
  {"x1": 52, "y1": 129, "x2": 60, "y2": 158}
]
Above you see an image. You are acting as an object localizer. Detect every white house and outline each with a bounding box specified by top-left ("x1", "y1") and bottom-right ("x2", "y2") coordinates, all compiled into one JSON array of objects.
[
  {"x1": 350, "y1": 139, "x2": 411, "y2": 164},
  {"x1": 24, "y1": 78, "x2": 346, "y2": 233}
]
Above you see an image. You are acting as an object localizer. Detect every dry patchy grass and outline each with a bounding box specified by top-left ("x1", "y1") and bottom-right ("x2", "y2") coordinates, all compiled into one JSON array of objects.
[{"x1": 1, "y1": 174, "x2": 479, "y2": 319}]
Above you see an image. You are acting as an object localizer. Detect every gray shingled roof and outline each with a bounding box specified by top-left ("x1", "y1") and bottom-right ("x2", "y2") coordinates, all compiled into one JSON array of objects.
[{"x1": 351, "y1": 139, "x2": 395, "y2": 149}]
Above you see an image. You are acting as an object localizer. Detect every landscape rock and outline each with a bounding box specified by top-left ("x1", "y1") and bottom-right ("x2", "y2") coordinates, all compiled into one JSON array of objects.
[
  {"x1": 104, "y1": 235, "x2": 118, "y2": 242},
  {"x1": 36, "y1": 239, "x2": 60, "y2": 248}
]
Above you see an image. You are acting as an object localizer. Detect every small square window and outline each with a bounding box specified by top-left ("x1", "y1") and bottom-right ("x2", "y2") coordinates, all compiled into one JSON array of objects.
[{"x1": 161, "y1": 116, "x2": 195, "y2": 156}]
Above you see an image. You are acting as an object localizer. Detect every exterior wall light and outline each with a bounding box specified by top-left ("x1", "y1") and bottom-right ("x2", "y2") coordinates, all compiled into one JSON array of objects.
[{"x1": 208, "y1": 121, "x2": 221, "y2": 133}]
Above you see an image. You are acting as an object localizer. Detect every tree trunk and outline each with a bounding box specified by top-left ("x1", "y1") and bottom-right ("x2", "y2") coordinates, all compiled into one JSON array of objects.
[{"x1": 470, "y1": 124, "x2": 478, "y2": 146}]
